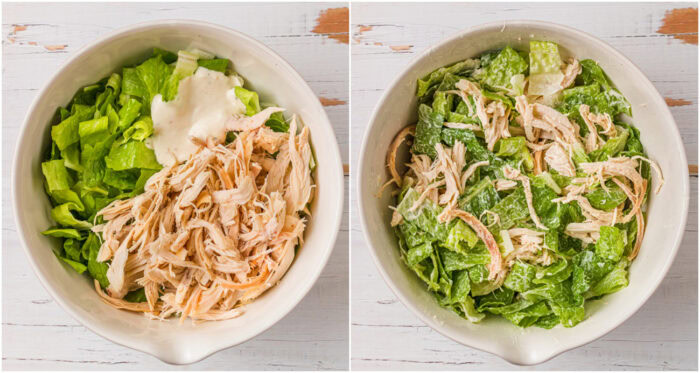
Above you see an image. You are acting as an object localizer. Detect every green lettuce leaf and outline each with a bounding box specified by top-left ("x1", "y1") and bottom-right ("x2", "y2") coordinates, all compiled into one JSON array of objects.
[
  {"x1": 78, "y1": 116, "x2": 109, "y2": 149},
  {"x1": 57, "y1": 255, "x2": 87, "y2": 274},
  {"x1": 458, "y1": 177, "x2": 500, "y2": 219},
  {"x1": 51, "y1": 105, "x2": 95, "y2": 150},
  {"x1": 265, "y1": 111, "x2": 290, "y2": 133},
  {"x1": 198, "y1": 58, "x2": 229, "y2": 73},
  {"x1": 441, "y1": 246, "x2": 491, "y2": 271},
  {"x1": 529, "y1": 41, "x2": 562, "y2": 75},
  {"x1": 84, "y1": 233, "x2": 109, "y2": 288},
  {"x1": 116, "y1": 99, "x2": 143, "y2": 133},
  {"x1": 412, "y1": 104, "x2": 443, "y2": 158},
  {"x1": 432, "y1": 91, "x2": 454, "y2": 116},
  {"x1": 444, "y1": 219, "x2": 479, "y2": 253},
  {"x1": 489, "y1": 188, "x2": 529, "y2": 229},
  {"x1": 586, "y1": 258, "x2": 629, "y2": 298},
  {"x1": 416, "y1": 59, "x2": 479, "y2": 98},
  {"x1": 104, "y1": 141, "x2": 161, "y2": 171},
  {"x1": 585, "y1": 182, "x2": 627, "y2": 211},
  {"x1": 234, "y1": 86, "x2": 261, "y2": 116},
  {"x1": 162, "y1": 50, "x2": 199, "y2": 101},
  {"x1": 504, "y1": 261, "x2": 536, "y2": 292},
  {"x1": 589, "y1": 127, "x2": 629, "y2": 161},
  {"x1": 481, "y1": 46, "x2": 528, "y2": 91},
  {"x1": 41, "y1": 159, "x2": 73, "y2": 193},
  {"x1": 572, "y1": 250, "x2": 615, "y2": 295},
  {"x1": 477, "y1": 287, "x2": 515, "y2": 311},
  {"x1": 595, "y1": 225, "x2": 625, "y2": 262},
  {"x1": 396, "y1": 188, "x2": 448, "y2": 242},
  {"x1": 122, "y1": 116, "x2": 154, "y2": 141},
  {"x1": 503, "y1": 301, "x2": 552, "y2": 328},
  {"x1": 124, "y1": 288, "x2": 148, "y2": 303},
  {"x1": 121, "y1": 55, "x2": 172, "y2": 111},
  {"x1": 41, "y1": 227, "x2": 82, "y2": 239},
  {"x1": 50, "y1": 203, "x2": 91, "y2": 230},
  {"x1": 495, "y1": 136, "x2": 534, "y2": 170},
  {"x1": 63, "y1": 238, "x2": 82, "y2": 262}
]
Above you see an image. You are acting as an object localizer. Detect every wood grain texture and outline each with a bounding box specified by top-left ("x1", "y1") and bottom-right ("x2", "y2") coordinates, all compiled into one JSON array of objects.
[
  {"x1": 2, "y1": 2, "x2": 348, "y2": 370},
  {"x1": 350, "y1": 3, "x2": 698, "y2": 370}
]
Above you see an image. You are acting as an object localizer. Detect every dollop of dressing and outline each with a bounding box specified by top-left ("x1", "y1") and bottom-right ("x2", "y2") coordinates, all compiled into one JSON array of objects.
[{"x1": 150, "y1": 67, "x2": 245, "y2": 166}]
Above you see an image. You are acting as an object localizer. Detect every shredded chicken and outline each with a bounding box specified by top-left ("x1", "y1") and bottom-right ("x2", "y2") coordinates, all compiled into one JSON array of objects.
[
  {"x1": 502, "y1": 165, "x2": 548, "y2": 230},
  {"x1": 452, "y1": 79, "x2": 511, "y2": 150},
  {"x1": 440, "y1": 207, "x2": 504, "y2": 281},
  {"x1": 503, "y1": 228, "x2": 553, "y2": 267},
  {"x1": 94, "y1": 116, "x2": 314, "y2": 323},
  {"x1": 495, "y1": 179, "x2": 517, "y2": 191},
  {"x1": 578, "y1": 104, "x2": 618, "y2": 153},
  {"x1": 386, "y1": 125, "x2": 416, "y2": 186},
  {"x1": 544, "y1": 142, "x2": 575, "y2": 177},
  {"x1": 579, "y1": 157, "x2": 649, "y2": 223},
  {"x1": 560, "y1": 58, "x2": 581, "y2": 89},
  {"x1": 515, "y1": 95, "x2": 537, "y2": 142}
]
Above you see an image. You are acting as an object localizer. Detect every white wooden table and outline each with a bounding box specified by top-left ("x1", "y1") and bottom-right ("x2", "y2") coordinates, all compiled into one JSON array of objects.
[
  {"x1": 2, "y1": 3, "x2": 349, "y2": 370},
  {"x1": 350, "y1": 3, "x2": 698, "y2": 370}
]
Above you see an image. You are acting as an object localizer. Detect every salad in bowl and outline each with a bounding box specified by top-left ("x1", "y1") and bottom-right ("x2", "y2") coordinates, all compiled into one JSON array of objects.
[{"x1": 382, "y1": 40, "x2": 663, "y2": 328}]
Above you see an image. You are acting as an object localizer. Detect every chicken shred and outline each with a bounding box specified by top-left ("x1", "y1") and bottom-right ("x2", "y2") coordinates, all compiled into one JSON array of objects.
[
  {"x1": 452, "y1": 79, "x2": 511, "y2": 150},
  {"x1": 544, "y1": 142, "x2": 575, "y2": 177},
  {"x1": 95, "y1": 118, "x2": 314, "y2": 323},
  {"x1": 502, "y1": 165, "x2": 548, "y2": 230},
  {"x1": 440, "y1": 207, "x2": 504, "y2": 281}
]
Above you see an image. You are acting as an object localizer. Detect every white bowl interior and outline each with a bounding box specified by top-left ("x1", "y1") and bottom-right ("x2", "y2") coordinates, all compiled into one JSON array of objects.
[
  {"x1": 359, "y1": 21, "x2": 689, "y2": 365},
  {"x1": 13, "y1": 20, "x2": 344, "y2": 364}
]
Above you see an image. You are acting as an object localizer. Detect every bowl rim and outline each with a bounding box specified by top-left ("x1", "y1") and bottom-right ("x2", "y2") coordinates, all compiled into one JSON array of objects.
[
  {"x1": 12, "y1": 18, "x2": 345, "y2": 365},
  {"x1": 357, "y1": 19, "x2": 689, "y2": 366}
]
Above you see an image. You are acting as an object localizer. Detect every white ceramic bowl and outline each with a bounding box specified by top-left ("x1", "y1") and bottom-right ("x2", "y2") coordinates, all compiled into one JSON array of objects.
[
  {"x1": 358, "y1": 20, "x2": 689, "y2": 365},
  {"x1": 12, "y1": 20, "x2": 344, "y2": 364}
]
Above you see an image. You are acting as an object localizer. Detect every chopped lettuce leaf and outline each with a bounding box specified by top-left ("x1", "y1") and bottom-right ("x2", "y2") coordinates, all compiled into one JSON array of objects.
[
  {"x1": 585, "y1": 182, "x2": 627, "y2": 211},
  {"x1": 489, "y1": 188, "x2": 529, "y2": 229},
  {"x1": 412, "y1": 104, "x2": 444, "y2": 158},
  {"x1": 121, "y1": 55, "x2": 172, "y2": 112},
  {"x1": 417, "y1": 59, "x2": 479, "y2": 98},
  {"x1": 41, "y1": 159, "x2": 73, "y2": 193},
  {"x1": 481, "y1": 46, "x2": 528, "y2": 91},
  {"x1": 42, "y1": 227, "x2": 82, "y2": 239},
  {"x1": 50, "y1": 203, "x2": 91, "y2": 230},
  {"x1": 58, "y1": 255, "x2": 87, "y2": 274},
  {"x1": 234, "y1": 86, "x2": 261, "y2": 116},
  {"x1": 104, "y1": 141, "x2": 162, "y2": 171},
  {"x1": 595, "y1": 226, "x2": 625, "y2": 262},
  {"x1": 444, "y1": 219, "x2": 479, "y2": 252},
  {"x1": 495, "y1": 136, "x2": 534, "y2": 170},
  {"x1": 84, "y1": 233, "x2": 109, "y2": 288},
  {"x1": 504, "y1": 261, "x2": 536, "y2": 292},
  {"x1": 162, "y1": 50, "x2": 199, "y2": 101},
  {"x1": 122, "y1": 116, "x2": 153, "y2": 141},
  {"x1": 529, "y1": 41, "x2": 562, "y2": 75},
  {"x1": 458, "y1": 177, "x2": 500, "y2": 219},
  {"x1": 586, "y1": 259, "x2": 629, "y2": 298},
  {"x1": 198, "y1": 58, "x2": 229, "y2": 73},
  {"x1": 51, "y1": 105, "x2": 95, "y2": 150}
]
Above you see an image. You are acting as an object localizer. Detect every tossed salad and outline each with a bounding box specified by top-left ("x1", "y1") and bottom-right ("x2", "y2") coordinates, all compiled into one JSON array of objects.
[
  {"x1": 41, "y1": 48, "x2": 314, "y2": 322},
  {"x1": 384, "y1": 41, "x2": 663, "y2": 328}
]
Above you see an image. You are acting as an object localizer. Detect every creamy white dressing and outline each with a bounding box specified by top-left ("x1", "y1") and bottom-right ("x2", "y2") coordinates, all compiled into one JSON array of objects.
[{"x1": 149, "y1": 67, "x2": 246, "y2": 166}]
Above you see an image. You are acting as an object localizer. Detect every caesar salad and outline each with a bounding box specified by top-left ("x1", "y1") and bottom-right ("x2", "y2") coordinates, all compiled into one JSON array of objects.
[{"x1": 382, "y1": 41, "x2": 663, "y2": 329}]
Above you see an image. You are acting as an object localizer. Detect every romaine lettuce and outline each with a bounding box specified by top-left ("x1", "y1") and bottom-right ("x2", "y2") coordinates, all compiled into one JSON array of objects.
[{"x1": 481, "y1": 46, "x2": 528, "y2": 91}]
